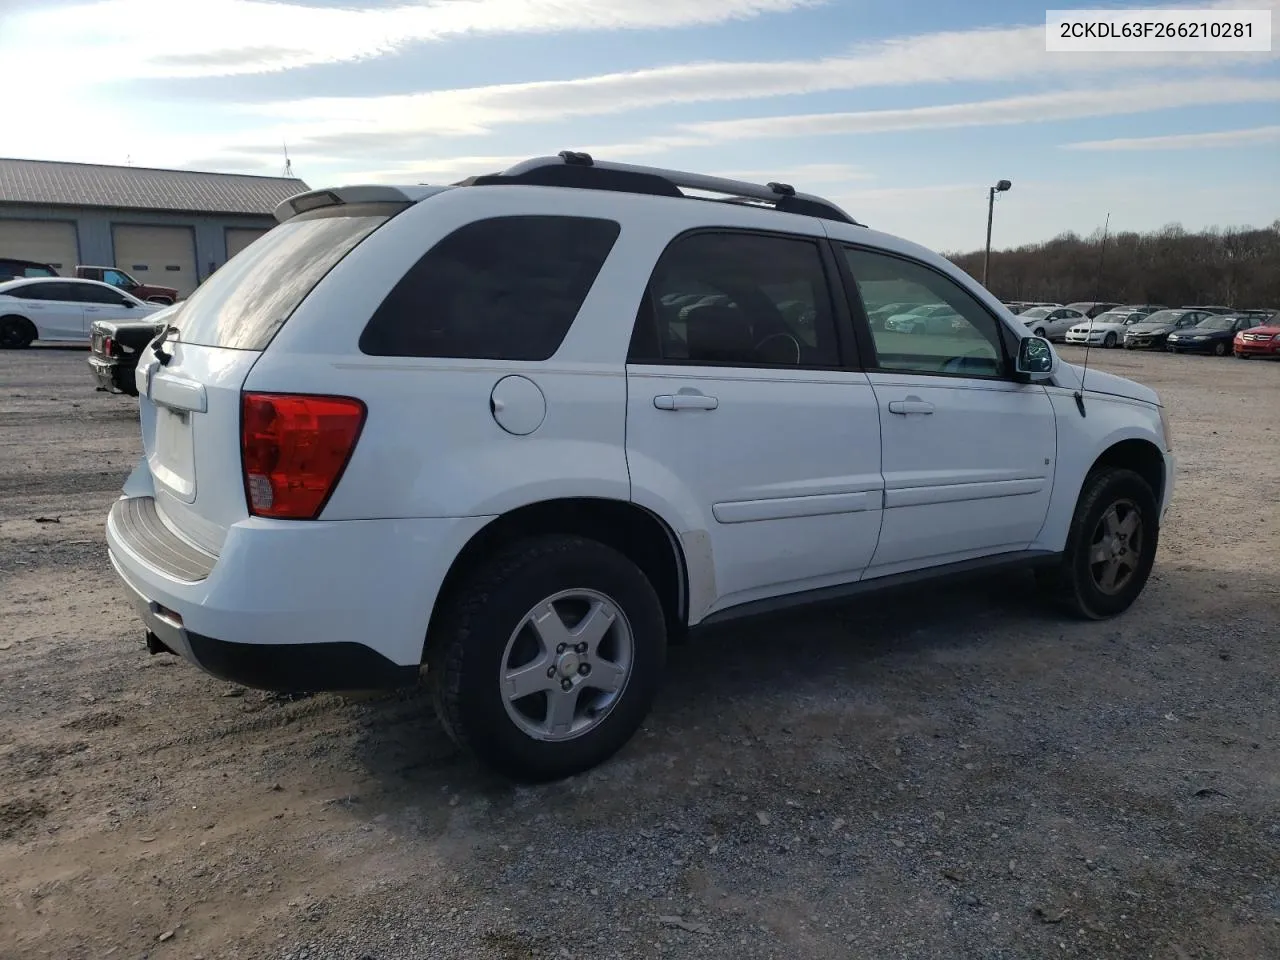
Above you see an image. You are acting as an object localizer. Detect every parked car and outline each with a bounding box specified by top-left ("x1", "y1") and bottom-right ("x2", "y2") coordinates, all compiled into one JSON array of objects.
[
  {"x1": 87, "y1": 306, "x2": 176, "y2": 395},
  {"x1": 104, "y1": 153, "x2": 1175, "y2": 781},
  {"x1": 1063, "y1": 309, "x2": 1151, "y2": 348},
  {"x1": 1179, "y1": 304, "x2": 1233, "y2": 315},
  {"x1": 76, "y1": 265, "x2": 179, "y2": 305},
  {"x1": 1122, "y1": 304, "x2": 1168, "y2": 317},
  {"x1": 0, "y1": 277, "x2": 166, "y2": 348},
  {"x1": 1166, "y1": 313, "x2": 1267, "y2": 356},
  {"x1": 1122, "y1": 309, "x2": 1213, "y2": 350},
  {"x1": 1234, "y1": 317, "x2": 1280, "y2": 359},
  {"x1": 1019, "y1": 305, "x2": 1087, "y2": 341},
  {"x1": 883, "y1": 303, "x2": 962, "y2": 333},
  {"x1": 1064, "y1": 301, "x2": 1120, "y2": 319},
  {"x1": 0, "y1": 257, "x2": 59, "y2": 282}
]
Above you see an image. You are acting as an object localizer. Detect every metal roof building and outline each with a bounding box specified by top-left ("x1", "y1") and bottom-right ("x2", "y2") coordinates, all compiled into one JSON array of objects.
[{"x1": 0, "y1": 158, "x2": 309, "y2": 298}]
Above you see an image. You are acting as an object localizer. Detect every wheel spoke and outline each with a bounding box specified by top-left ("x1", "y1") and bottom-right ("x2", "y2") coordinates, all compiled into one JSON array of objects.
[
  {"x1": 544, "y1": 685, "x2": 581, "y2": 734},
  {"x1": 571, "y1": 600, "x2": 616, "y2": 655},
  {"x1": 1098, "y1": 557, "x2": 1122, "y2": 592},
  {"x1": 586, "y1": 659, "x2": 627, "y2": 694},
  {"x1": 528, "y1": 601, "x2": 573, "y2": 651},
  {"x1": 1090, "y1": 543, "x2": 1110, "y2": 565},
  {"x1": 1117, "y1": 511, "x2": 1140, "y2": 538},
  {"x1": 504, "y1": 656, "x2": 556, "y2": 701},
  {"x1": 1101, "y1": 507, "x2": 1122, "y2": 537}
]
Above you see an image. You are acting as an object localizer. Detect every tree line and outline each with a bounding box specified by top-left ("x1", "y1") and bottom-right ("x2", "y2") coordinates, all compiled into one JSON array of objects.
[{"x1": 945, "y1": 220, "x2": 1280, "y2": 309}]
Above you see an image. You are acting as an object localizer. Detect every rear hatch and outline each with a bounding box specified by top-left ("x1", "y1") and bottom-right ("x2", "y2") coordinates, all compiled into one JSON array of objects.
[{"x1": 134, "y1": 202, "x2": 402, "y2": 555}]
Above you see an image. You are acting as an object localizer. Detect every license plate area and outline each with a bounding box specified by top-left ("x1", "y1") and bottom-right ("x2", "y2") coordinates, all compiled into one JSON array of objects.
[{"x1": 151, "y1": 405, "x2": 196, "y2": 503}]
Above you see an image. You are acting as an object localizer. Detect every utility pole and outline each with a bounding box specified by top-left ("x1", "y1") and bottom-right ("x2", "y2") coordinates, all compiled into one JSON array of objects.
[{"x1": 983, "y1": 179, "x2": 1012, "y2": 287}]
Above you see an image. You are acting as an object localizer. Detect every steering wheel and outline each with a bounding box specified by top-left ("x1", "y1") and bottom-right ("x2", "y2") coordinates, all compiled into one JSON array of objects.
[{"x1": 755, "y1": 332, "x2": 801, "y2": 365}]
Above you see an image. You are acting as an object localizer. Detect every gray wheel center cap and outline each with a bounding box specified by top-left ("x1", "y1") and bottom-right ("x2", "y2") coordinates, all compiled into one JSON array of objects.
[{"x1": 556, "y1": 651, "x2": 582, "y2": 679}]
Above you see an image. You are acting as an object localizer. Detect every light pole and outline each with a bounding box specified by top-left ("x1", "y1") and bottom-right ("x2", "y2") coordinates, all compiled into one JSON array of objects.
[{"x1": 983, "y1": 179, "x2": 1012, "y2": 288}]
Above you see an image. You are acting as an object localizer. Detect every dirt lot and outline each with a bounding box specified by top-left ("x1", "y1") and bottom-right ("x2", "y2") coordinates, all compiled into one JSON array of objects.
[{"x1": 1, "y1": 345, "x2": 1277, "y2": 960}]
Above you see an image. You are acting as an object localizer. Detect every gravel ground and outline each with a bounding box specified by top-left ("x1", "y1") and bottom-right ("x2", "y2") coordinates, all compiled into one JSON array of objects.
[{"x1": 1, "y1": 344, "x2": 1278, "y2": 960}]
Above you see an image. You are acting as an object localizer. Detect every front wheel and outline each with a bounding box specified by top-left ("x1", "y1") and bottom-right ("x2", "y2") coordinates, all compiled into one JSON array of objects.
[
  {"x1": 1236, "y1": 352, "x2": 1250, "y2": 359},
  {"x1": 1103, "y1": 332, "x2": 1118, "y2": 348},
  {"x1": 1034, "y1": 327, "x2": 1047, "y2": 338},
  {"x1": 1213, "y1": 341, "x2": 1228, "y2": 357},
  {"x1": 0, "y1": 315, "x2": 35, "y2": 349},
  {"x1": 1036, "y1": 467, "x2": 1159, "y2": 620},
  {"x1": 428, "y1": 535, "x2": 667, "y2": 781}
]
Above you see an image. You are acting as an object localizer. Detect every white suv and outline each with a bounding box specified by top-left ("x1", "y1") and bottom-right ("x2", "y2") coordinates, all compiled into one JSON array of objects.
[{"x1": 105, "y1": 153, "x2": 1175, "y2": 781}]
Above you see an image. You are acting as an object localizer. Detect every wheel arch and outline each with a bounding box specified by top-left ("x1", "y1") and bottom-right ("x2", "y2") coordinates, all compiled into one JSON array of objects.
[
  {"x1": 422, "y1": 497, "x2": 690, "y2": 662},
  {"x1": 1087, "y1": 437, "x2": 1166, "y2": 505}
]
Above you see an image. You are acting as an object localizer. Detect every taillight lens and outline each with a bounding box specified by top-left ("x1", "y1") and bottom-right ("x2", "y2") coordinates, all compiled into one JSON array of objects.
[
  {"x1": 102, "y1": 336, "x2": 115, "y2": 356},
  {"x1": 240, "y1": 393, "x2": 367, "y2": 520}
]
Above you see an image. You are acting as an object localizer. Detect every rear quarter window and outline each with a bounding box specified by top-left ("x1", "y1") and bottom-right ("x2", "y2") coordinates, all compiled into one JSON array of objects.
[{"x1": 358, "y1": 215, "x2": 621, "y2": 361}]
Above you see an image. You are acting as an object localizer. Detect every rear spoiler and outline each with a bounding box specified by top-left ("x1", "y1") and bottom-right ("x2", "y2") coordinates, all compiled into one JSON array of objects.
[{"x1": 273, "y1": 184, "x2": 449, "y2": 222}]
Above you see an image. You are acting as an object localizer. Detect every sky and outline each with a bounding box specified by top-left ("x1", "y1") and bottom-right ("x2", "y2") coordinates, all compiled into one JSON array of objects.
[{"x1": 0, "y1": 0, "x2": 1276, "y2": 252}]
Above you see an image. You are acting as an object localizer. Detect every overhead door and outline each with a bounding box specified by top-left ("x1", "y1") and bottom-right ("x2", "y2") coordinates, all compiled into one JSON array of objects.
[
  {"x1": 225, "y1": 227, "x2": 268, "y2": 261},
  {"x1": 0, "y1": 219, "x2": 78, "y2": 274},
  {"x1": 112, "y1": 224, "x2": 198, "y2": 298}
]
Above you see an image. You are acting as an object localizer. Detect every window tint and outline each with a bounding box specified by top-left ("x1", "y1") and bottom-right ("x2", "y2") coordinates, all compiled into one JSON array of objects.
[
  {"x1": 13, "y1": 281, "x2": 67, "y2": 301},
  {"x1": 76, "y1": 283, "x2": 131, "y2": 305},
  {"x1": 104, "y1": 269, "x2": 132, "y2": 287},
  {"x1": 360, "y1": 215, "x2": 621, "y2": 361},
  {"x1": 842, "y1": 246, "x2": 1008, "y2": 378},
  {"x1": 629, "y1": 231, "x2": 841, "y2": 368}
]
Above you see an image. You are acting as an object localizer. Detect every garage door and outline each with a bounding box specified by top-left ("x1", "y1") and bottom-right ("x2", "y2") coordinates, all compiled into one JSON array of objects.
[
  {"x1": 225, "y1": 227, "x2": 268, "y2": 261},
  {"x1": 112, "y1": 224, "x2": 198, "y2": 298},
  {"x1": 0, "y1": 219, "x2": 78, "y2": 274}
]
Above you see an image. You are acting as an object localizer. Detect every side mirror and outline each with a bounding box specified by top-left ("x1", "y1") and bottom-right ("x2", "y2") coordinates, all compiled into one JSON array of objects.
[{"x1": 1015, "y1": 335, "x2": 1055, "y2": 383}]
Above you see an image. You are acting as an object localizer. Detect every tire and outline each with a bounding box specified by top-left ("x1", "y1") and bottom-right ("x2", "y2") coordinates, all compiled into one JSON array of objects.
[
  {"x1": 0, "y1": 315, "x2": 36, "y2": 349},
  {"x1": 428, "y1": 535, "x2": 667, "y2": 781},
  {"x1": 1103, "y1": 332, "x2": 1117, "y2": 348},
  {"x1": 1034, "y1": 327, "x2": 1046, "y2": 338},
  {"x1": 1236, "y1": 353, "x2": 1249, "y2": 359},
  {"x1": 1036, "y1": 467, "x2": 1159, "y2": 620},
  {"x1": 1213, "y1": 341, "x2": 1228, "y2": 357}
]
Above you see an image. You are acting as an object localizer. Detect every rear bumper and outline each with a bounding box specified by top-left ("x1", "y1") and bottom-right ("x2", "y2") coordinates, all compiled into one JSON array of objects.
[{"x1": 106, "y1": 496, "x2": 492, "y2": 692}]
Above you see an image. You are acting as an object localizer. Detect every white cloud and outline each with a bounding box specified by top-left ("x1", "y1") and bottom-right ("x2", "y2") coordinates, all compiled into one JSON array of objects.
[
  {"x1": 676, "y1": 78, "x2": 1280, "y2": 142},
  {"x1": 0, "y1": 0, "x2": 825, "y2": 84},
  {"x1": 1064, "y1": 125, "x2": 1280, "y2": 151},
  {"x1": 240, "y1": 0, "x2": 1278, "y2": 143}
]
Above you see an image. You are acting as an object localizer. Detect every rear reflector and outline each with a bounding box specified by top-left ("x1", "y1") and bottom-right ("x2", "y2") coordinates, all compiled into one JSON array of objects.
[{"x1": 240, "y1": 393, "x2": 367, "y2": 520}]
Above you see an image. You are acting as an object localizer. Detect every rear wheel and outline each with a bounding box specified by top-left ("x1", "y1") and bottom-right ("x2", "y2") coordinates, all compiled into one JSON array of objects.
[
  {"x1": 428, "y1": 535, "x2": 667, "y2": 781},
  {"x1": 1103, "y1": 332, "x2": 1118, "y2": 348},
  {"x1": 1036, "y1": 467, "x2": 1159, "y2": 620},
  {"x1": 0, "y1": 315, "x2": 35, "y2": 349}
]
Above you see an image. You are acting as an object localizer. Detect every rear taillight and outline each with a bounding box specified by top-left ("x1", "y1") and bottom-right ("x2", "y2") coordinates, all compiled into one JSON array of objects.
[
  {"x1": 102, "y1": 336, "x2": 115, "y2": 356},
  {"x1": 240, "y1": 393, "x2": 366, "y2": 520}
]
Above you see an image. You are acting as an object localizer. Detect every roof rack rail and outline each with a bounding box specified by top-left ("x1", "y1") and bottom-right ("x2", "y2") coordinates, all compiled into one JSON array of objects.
[{"x1": 458, "y1": 152, "x2": 861, "y2": 226}]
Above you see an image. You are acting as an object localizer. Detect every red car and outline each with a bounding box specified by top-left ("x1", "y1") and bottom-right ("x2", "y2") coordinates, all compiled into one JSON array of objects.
[{"x1": 1235, "y1": 316, "x2": 1280, "y2": 359}]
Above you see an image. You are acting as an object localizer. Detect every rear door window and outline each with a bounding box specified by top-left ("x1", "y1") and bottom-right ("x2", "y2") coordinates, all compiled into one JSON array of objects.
[
  {"x1": 174, "y1": 202, "x2": 402, "y2": 351},
  {"x1": 359, "y1": 215, "x2": 621, "y2": 361}
]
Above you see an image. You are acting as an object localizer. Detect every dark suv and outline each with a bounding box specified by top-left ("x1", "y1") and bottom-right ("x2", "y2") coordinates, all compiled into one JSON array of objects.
[{"x1": 0, "y1": 258, "x2": 58, "y2": 282}]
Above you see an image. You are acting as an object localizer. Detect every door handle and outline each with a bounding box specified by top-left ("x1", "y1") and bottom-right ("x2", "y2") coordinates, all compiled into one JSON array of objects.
[
  {"x1": 888, "y1": 398, "x2": 935, "y2": 415},
  {"x1": 654, "y1": 393, "x2": 719, "y2": 411}
]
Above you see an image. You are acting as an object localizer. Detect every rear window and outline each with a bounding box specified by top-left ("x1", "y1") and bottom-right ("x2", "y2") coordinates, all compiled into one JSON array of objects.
[
  {"x1": 174, "y1": 202, "x2": 400, "y2": 351},
  {"x1": 358, "y1": 215, "x2": 621, "y2": 361}
]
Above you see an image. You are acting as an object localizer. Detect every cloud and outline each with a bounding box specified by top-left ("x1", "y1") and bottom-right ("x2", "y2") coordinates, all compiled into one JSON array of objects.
[
  {"x1": 1063, "y1": 125, "x2": 1280, "y2": 151},
  {"x1": 0, "y1": 0, "x2": 825, "y2": 83},
  {"x1": 675, "y1": 78, "x2": 1280, "y2": 142}
]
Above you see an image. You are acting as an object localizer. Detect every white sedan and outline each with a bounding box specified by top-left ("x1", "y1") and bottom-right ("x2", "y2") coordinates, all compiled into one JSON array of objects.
[
  {"x1": 1063, "y1": 309, "x2": 1150, "y2": 349},
  {"x1": 0, "y1": 277, "x2": 165, "y2": 348},
  {"x1": 1018, "y1": 305, "x2": 1087, "y2": 341}
]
